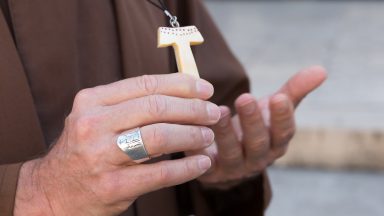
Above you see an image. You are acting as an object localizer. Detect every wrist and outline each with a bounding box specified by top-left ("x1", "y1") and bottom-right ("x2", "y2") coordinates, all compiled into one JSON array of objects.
[{"x1": 14, "y1": 159, "x2": 54, "y2": 215}]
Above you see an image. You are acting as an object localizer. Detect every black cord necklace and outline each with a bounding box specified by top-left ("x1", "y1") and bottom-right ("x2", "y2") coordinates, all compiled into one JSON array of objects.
[
  {"x1": 147, "y1": 0, "x2": 167, "y2": 11},
  {"x1": 146, "y1": 0, "x2": 180, "y2": 27},
  {"x1": 147, "y1": 0, "x2": 204, "y2": 78}
]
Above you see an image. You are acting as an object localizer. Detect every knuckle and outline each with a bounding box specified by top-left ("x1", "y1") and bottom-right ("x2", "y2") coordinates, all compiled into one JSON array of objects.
[
  {"x1": 274, "y1": 111, "x2": 292, "y2": 122},
  {"x1": 220, "y1": 148, "x2": 243, "y2": 163},
  {"x1": 188, "y1": 82, "x2": 196, "y2": 96},
  {"x1": 247, "y1": 136, "x2": 269, "y2": 154},
  {"x1": 215, "y1": 123, "x2": 232, "y2": 136},
  {"x1": 138, "y1": 75, "x2": 159, "y2": 95},
  {"x1": 149, "y1": 124, "x2": 167, "y2": 152},
  {"x1": 184, "y1": 159, "x2": 197, "y2": 174},
  {"x1": 273, "y1": 147, "x2": 288, "y2": 158},
  {"x1": 156, "y1": 163, "x2": 172, "y2": 187},
  {"x1": 147, "y1": 95, "x2": 167, "y2": 117},
  {"x1": 246, "y1": 160, "x2": 267, "y2": 173},
  {"x1": 189, "y1": 99, "x2": 204, "y2": 116},
  {"x1": 247, "y1": 145, "x2": 268, "y2": 158},
  {"x1": 183, "y1": 76, "x2": 196, "y2": 95},
  {"x1": 73, "y1": 88, "x2": 94, "y2": 108},
  {"x1": 72, "y1": 114, "x2": 102, "y2": 139},
  {"x1": 250, "y1": 134, "x2": 270, "y2": 147},
  {"x1": 64, "y1": 114, "x2": 75, "y2": 128},
  {"x1": 190, "y1": 127, "x2": 205, "y2": 147},
  {"x1": 246, "y1": 113, "x2": 264, "y2": 125},
  {"x1": 278, "y1": 128, "x2": 296, "y2": 143}
]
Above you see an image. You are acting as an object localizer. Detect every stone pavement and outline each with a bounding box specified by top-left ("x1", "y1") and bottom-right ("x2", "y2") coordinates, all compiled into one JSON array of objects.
[
  {"x1": 204, "y1": 1, "x2": 384, "y2": 216},
  {"x1": 266, "y1": 168, "x2": 384, "y2": 216}
]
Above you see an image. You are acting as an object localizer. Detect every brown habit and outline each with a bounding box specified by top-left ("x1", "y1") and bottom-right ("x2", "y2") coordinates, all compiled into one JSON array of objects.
[{"x1": 0, "y1": 0, "x2": 271, "y2": 215}]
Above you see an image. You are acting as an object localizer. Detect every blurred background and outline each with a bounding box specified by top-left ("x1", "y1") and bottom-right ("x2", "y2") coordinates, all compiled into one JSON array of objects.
[{"x1": 205, "y1": 0, "x2": 384, "y2": 216}]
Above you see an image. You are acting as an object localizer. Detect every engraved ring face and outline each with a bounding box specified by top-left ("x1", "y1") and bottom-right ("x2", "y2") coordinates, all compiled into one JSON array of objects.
[{"x1": 117, "y1": 128, "x2": 149, "y2": 161}]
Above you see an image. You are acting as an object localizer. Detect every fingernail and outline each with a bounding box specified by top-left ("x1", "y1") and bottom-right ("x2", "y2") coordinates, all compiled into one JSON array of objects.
[
  {"x1": 201, "y1": 127, "x2": 215, "y2": 145},
  {"x1": 207, "y1": 103, "x2": 221, "y2": 123},
  {"x1": 198, "y1": 156, "x2": 212, "y2": 171},
  {"x1": 240, "y1": 102, "x2": 256, "y2": 115},
  {"x1": 196, "y1": 80, "x2": 214, "y2": 98}
]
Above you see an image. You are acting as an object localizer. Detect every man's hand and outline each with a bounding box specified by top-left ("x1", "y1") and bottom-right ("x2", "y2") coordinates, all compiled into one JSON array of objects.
[
  {"x1": 14, "y1": 74, "x2": 221, "y2": 215},
  {"x1": 191, "y1": 66, "x2": 327, "y2": 190}
]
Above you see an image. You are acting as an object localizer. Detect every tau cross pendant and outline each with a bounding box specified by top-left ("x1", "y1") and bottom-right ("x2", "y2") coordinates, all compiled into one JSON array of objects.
[
  {"x1": 150, "y1": 4, "x2": 204, "y2": 78},
  {"x1": 158, "y1": 26, "x2": 204, "y2": 78}
]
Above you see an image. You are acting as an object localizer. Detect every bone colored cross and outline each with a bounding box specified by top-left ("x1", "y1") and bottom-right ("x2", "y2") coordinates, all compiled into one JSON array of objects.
[{"x1": 158, "y1": 26, "x2": 204, "y2": 78}]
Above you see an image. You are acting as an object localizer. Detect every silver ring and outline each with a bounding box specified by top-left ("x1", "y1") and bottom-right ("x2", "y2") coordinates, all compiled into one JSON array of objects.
[{"x1": 116, "y1": 128, "x2": 149, "y2": 161}]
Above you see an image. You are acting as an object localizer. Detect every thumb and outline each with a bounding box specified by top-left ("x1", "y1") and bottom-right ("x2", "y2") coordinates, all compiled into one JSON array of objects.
[{"x1": 277, "y1": 65, "x2": 327, "y2": 107}]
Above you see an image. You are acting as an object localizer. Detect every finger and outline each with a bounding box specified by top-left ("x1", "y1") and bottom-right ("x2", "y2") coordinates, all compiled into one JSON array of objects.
[
  {"x1": 269, "y1": 94, "x2": 295, "y2": 159},
  {"x1": 235, "y1": 94, "x2": 269, "y2": 169},
  {"x1": 277, "y1": 65, "x2": 327, "y2": 107},
  {"x1": 185, "y1": 142, "x2": 219, "y2": 175},
  {"x1": 211, "y1": 106, "x2": 244, "y2": 174},
  {"x1": 112, "y1": 124, "x2": 215, "y2": 164},
  {"x1": 105, "y1": 95, "x2": 221, "y2": 131},
  {"x1": 73, "y1": 73, "x2": 214, "y2": 107},
  {"x1": 111, "y1": 155, "x2": 211, "y2": 198}
]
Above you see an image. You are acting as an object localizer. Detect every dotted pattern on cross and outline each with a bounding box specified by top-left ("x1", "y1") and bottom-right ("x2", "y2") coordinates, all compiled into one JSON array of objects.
[{"x1": 159, "y1": 26, "x2": 199, "y2": 36}]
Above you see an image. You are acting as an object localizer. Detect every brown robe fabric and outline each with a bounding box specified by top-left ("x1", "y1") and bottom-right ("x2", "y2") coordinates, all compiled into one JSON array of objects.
[{"x1": 0, "y1": 0, "x2": 271, "y2": 215}]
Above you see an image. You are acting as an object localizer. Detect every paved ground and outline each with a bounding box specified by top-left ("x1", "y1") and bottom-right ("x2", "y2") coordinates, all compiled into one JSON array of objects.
[
  {"x1": 206, "y1": 1, "x2": 384, "y2": 130},
  {"x1": 267, "y1": 168, "x2": 384, "y2": 216},
  {"x1": 205, "y1": 2, "x2": 384, "y2": 216}
]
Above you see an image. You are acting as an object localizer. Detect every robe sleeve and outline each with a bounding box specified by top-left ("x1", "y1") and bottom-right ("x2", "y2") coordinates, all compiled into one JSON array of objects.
[
  {"x1": 0, "y1": 2, "x2": 46, "y2": 215},
  {"x1": 190, "y1": 172, "x2": 271, "y2": 216},
  {"x1": 168, "y1": 0, "x2": 272, "y2": 215},
  {"x1": 0, "y1": 4, "x2": 20, "y2": 214},
  {"x1": 0, "y1": 164, "x2": 22, "y2": 216}
]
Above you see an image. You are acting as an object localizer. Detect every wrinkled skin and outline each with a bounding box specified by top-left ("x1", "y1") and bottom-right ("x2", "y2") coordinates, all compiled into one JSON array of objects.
[
  {"x1": 192, "y1": 66, "x2": 327, "y2": 189},
  {"x1": 15, "y1": 74, "x2": 220, "y2": 215},
  {"x1": 14, "y1": 66, "x2": 326, "y2": 215}
]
